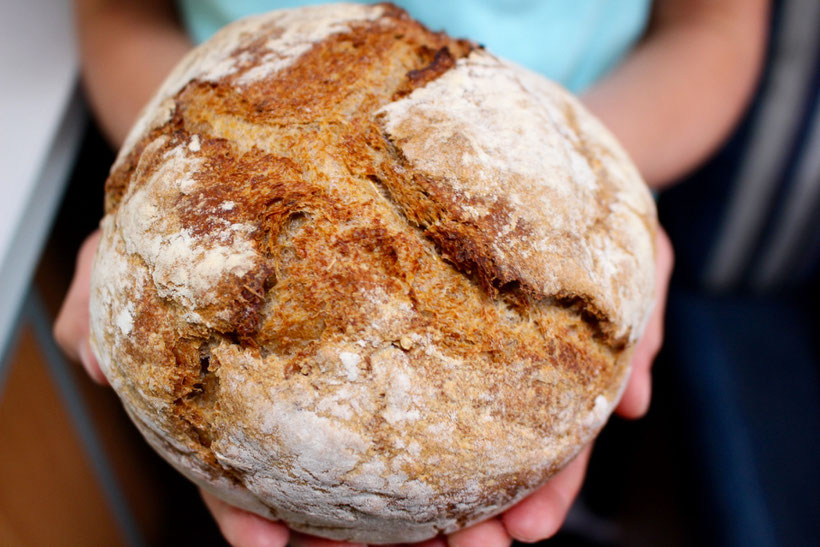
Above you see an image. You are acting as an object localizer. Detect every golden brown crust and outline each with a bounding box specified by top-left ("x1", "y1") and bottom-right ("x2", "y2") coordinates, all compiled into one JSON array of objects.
[{"x1": 89, "y1": 4, "x2": 655, "y2": 543}]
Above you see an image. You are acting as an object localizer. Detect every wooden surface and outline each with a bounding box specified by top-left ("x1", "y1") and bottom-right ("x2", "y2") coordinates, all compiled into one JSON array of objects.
[{"x1": 0, "y1": 327, "x2": 124, "y2": 547}]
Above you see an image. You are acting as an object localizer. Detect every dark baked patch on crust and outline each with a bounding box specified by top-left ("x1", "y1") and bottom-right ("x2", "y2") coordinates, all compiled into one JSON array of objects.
[{"x1": 172, "y1": 17, "x2": 474, "y2": 128}]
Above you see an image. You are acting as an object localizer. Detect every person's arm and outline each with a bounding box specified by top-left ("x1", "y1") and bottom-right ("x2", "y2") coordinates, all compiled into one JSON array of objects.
[
  {"x1": 583, "y1": 0, "x2": 769, "y2": 188},
  {"x1": 73, "y1": 0, "x2": 192, "y2": 146}
]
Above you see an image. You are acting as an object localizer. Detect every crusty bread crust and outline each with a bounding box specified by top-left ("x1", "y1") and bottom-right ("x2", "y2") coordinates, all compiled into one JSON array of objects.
[{"x1": 89, "y1": 3, "x2": 656, "y2": 543}]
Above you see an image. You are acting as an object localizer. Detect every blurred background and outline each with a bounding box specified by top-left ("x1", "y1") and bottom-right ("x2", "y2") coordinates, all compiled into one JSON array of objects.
[
  {"x1": 0, "y1": 1, "x2": 223, "y2": 544},
  {"x1": 1, "y1": 0, "x2": 817, "y2": 546}
]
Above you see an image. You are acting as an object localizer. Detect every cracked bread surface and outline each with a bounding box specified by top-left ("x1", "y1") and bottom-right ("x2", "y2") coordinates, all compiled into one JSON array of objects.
[{"x1": 89, "y1": 3, "x2": 657, "y2": 543}]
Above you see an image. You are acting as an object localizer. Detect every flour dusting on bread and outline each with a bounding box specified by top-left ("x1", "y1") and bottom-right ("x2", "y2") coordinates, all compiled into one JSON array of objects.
[
  {"x1": 378, "y1": 50, "x2": 655, "y2": 342},
  {"x1": 90, "y1": 4, "x2": 656, "y2": 544},
  {"x1": 116, "y1": 3, "x2": 386, "y2": 171}
]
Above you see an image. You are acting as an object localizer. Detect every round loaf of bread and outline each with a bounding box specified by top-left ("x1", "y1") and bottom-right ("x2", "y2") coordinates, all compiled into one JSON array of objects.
[{"x1": 89, "y1": 3, "x2": 657, "y2": 543}]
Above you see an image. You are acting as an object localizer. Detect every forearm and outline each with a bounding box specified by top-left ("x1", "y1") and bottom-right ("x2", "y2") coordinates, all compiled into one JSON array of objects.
[
  {"x1": 583, "y1": 0, "x2": 768, "y2": 189},
  {"x1": 73, "y1": 0, "x2": 192, "y2": 147}
]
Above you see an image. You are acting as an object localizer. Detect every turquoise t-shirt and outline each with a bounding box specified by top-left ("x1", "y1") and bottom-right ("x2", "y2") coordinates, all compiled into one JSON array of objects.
[{"x1": 177, "y1": 0, "x2": 650, "y2": 92}]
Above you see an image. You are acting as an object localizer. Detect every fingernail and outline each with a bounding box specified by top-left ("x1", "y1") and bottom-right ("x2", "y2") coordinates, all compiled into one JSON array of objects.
[
  {"x1": 80, "y1": 341, "x2": 107, "y2": 385},
  {"x1": 79, "y1": 341, "x2": 93, "y2": 369}
]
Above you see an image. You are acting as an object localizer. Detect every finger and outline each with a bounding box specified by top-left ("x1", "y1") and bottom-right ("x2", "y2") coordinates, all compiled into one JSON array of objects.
[
  {"x1": 447, "y1": 518, "x2": 511, "y2": 547},
  {"x1": 616, "y1": 328, "x2": 656, "y2": 419},
  {"x1": 289, "y1": 532, "x2": 366, "y2": 547},
  {"x1": 501, "y1": 444, "x2": 593, "y2": 542},
  {"x1": 54, "y1": 230, "x2": 108, "y2": 385},
  {"x1": 200, "y1": 489, "x2": 289, "y2": 547},
  {"x1": 382, "y1": 537, "x2": 447, "y2": 547},
  {"x1": 616, "y1": 227, "x2": 673, "y2": 419},
  {"x1": 409, "y1": 537, "x2": 447, "y2": 547},
  {"x1": 80, "y1": 338, "x2": 107, "y2": 386},
  {"x1": 616, "y1": 368, "x2": 652, "y2": 420}
]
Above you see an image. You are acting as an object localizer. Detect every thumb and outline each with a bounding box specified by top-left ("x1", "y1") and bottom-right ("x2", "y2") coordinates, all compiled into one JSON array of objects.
[
  {"x1": 615, "y1": 226, "x2": 673, "y2": 419},
  {"x1": 54, "y1": 230, "x2": 107, "y2": 385}
]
